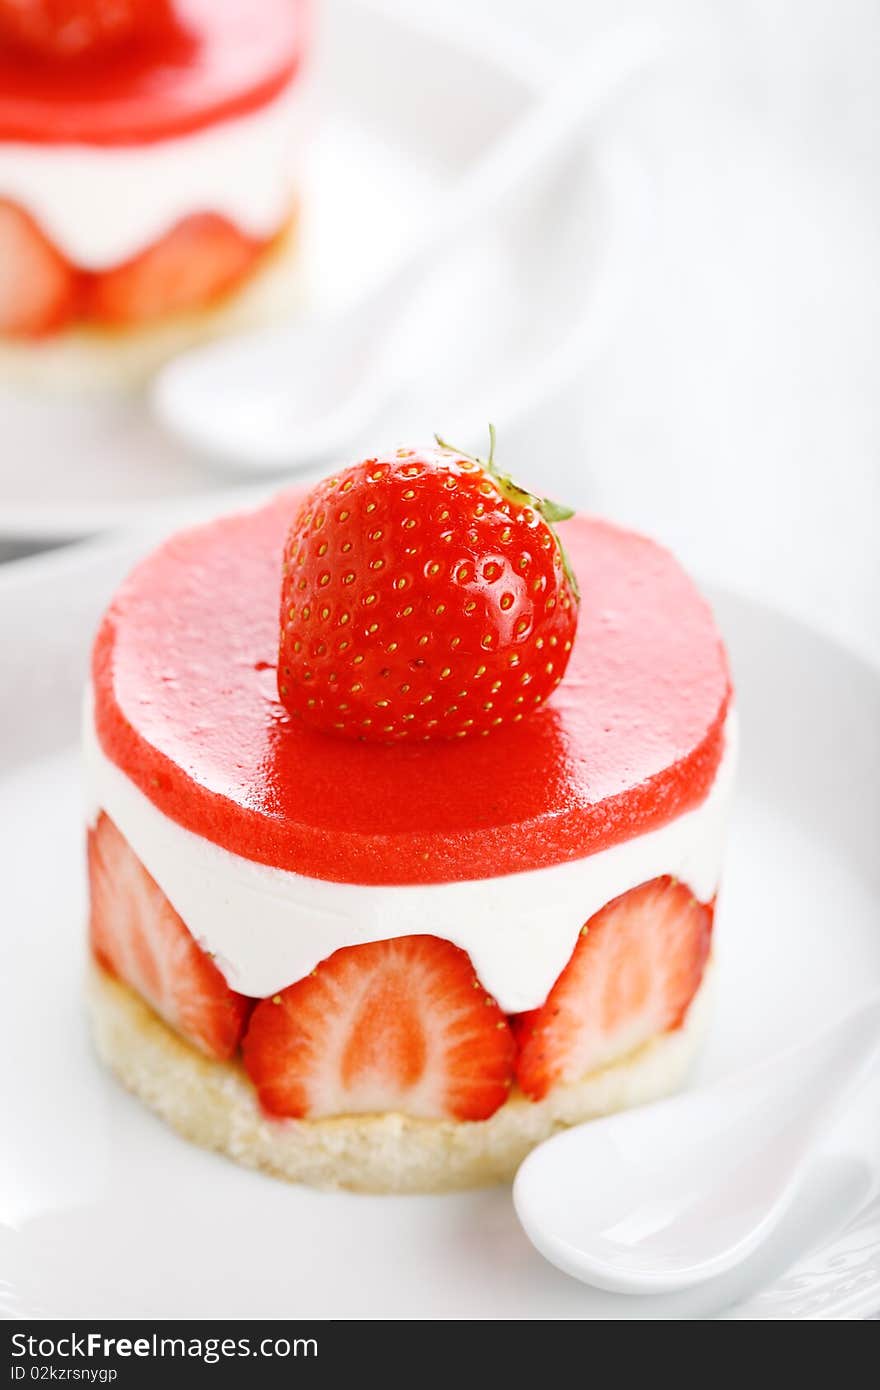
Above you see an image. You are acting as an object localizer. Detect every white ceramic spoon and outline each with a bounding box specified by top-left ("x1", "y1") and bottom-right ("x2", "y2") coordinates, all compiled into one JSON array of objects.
[
  {"x1": 513, "y1": 995, "x2": 880, "y2": 1295},
  {"x1": 152, "y1": 23, "x2": 659, "y2": 474}
]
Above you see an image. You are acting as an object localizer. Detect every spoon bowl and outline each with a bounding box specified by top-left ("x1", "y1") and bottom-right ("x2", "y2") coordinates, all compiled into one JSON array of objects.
[
  {"x1": 152, "y1": 23, "x2": 661, "y2": 473},
  {"x1": 513, "y1": 996, "x2": 880, "y2": 1294}
]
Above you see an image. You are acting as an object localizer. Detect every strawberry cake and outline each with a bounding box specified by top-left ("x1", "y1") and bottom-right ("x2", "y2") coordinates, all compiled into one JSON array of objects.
[
  {"x1": 0, "y1": 0, "x2": 307, "y2": 384},
  {"x1": 84, "y1": 437, "x2": 736, "y2": 1192}
]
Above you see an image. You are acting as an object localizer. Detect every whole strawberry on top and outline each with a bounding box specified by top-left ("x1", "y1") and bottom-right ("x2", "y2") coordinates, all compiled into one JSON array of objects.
[{"x1": 278, "y1": 430, "x2": 580, "y2": 742}]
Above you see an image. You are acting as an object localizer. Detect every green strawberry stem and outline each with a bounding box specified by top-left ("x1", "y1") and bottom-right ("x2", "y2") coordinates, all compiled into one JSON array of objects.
[{"x1": 434, "y1": 425, "x2": 581, "y2": 601}]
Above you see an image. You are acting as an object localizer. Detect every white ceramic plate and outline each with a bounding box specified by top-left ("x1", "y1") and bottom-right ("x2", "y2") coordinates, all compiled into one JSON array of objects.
[
  {"x1": 0, "y1": 528, "x2": 878, "y2": 1320},
  {"x1": 0, "y1": 0, "x2": 640, "y2": 542}
]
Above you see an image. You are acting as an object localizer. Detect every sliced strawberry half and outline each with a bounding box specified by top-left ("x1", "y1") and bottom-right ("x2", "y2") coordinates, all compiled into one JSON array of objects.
[
  {"x1": 514, "y1": 877, "x2": 713, "y2": 1101},
  {"x1": 242, "y1": 936, "x2": 516, "y2": 1121},
  {"x1": 85, "y1": 213, "x2": 267, "y2": 327},
  {"x1": 88, "y1": 812, "x2": 251, "y2": 1060},
  {"x1": 0, "y1": 199, "x2": 79, "y2": 337}
]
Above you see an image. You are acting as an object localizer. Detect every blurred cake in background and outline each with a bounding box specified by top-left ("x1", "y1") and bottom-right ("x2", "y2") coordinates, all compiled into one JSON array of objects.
[{"x1": 0, "y1": 0, "x2": 308, "y2": 386}]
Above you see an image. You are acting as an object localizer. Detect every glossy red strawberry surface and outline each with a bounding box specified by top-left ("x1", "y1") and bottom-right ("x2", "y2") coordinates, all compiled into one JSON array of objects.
[
  {"x1": 278, "y1": 443, "x2": 579, "y2": 742},
  {"x1": 0, "y1": 0, "x2": 174, "y2": 60},
  {"x1": 0, "y1": 0, "x2": 306, "y2": 145},
  {"x1": 92, "y1": 486, "x2": 731, "y2": 886},
  {"x1": 242, "y1": 935, "x2": 516, "y2": 1121}
]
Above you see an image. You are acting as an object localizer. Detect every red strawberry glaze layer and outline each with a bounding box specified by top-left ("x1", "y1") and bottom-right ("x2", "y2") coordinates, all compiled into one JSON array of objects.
[
  {"x1": 91, "y1": 490, "x2": 731, "y2": 887},
  {"x1": 0, "y1": 0, "x2": 307, "y2": 147}
]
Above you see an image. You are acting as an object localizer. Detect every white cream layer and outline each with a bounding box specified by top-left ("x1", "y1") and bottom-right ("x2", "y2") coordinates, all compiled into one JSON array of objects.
[
  {"x1": 83, "y1": 706, "x2": 737, "y2": 1014},
  {"x1": 0, "y1": 83, "x2": 305, "y2": 269}
]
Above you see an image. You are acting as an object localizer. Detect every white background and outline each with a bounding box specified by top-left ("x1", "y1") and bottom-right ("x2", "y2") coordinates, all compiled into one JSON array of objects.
[
  {"x1": 413, "y1": 0, "x2": 879, "y2": 666},
  {"x1": 1, "y1": 0, "x2": 876, "y2": 666}
]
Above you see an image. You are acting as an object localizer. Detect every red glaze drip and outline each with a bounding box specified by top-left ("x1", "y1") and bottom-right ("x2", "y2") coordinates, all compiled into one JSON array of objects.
[
  {"x1": 0, "y1": 0, "x2": 307, "y2": 146},
  {"x1": 92, "y1": 492, "x2": 732, "y2": 887}
]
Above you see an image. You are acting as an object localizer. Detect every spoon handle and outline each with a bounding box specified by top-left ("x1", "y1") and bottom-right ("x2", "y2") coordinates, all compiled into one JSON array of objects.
[
  {"x1": 796, "y1": 994, "x2": 880, "y2": 1133},
  {"x1": 372, "y1": 21, "x2": 663, "y2": 312}
]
